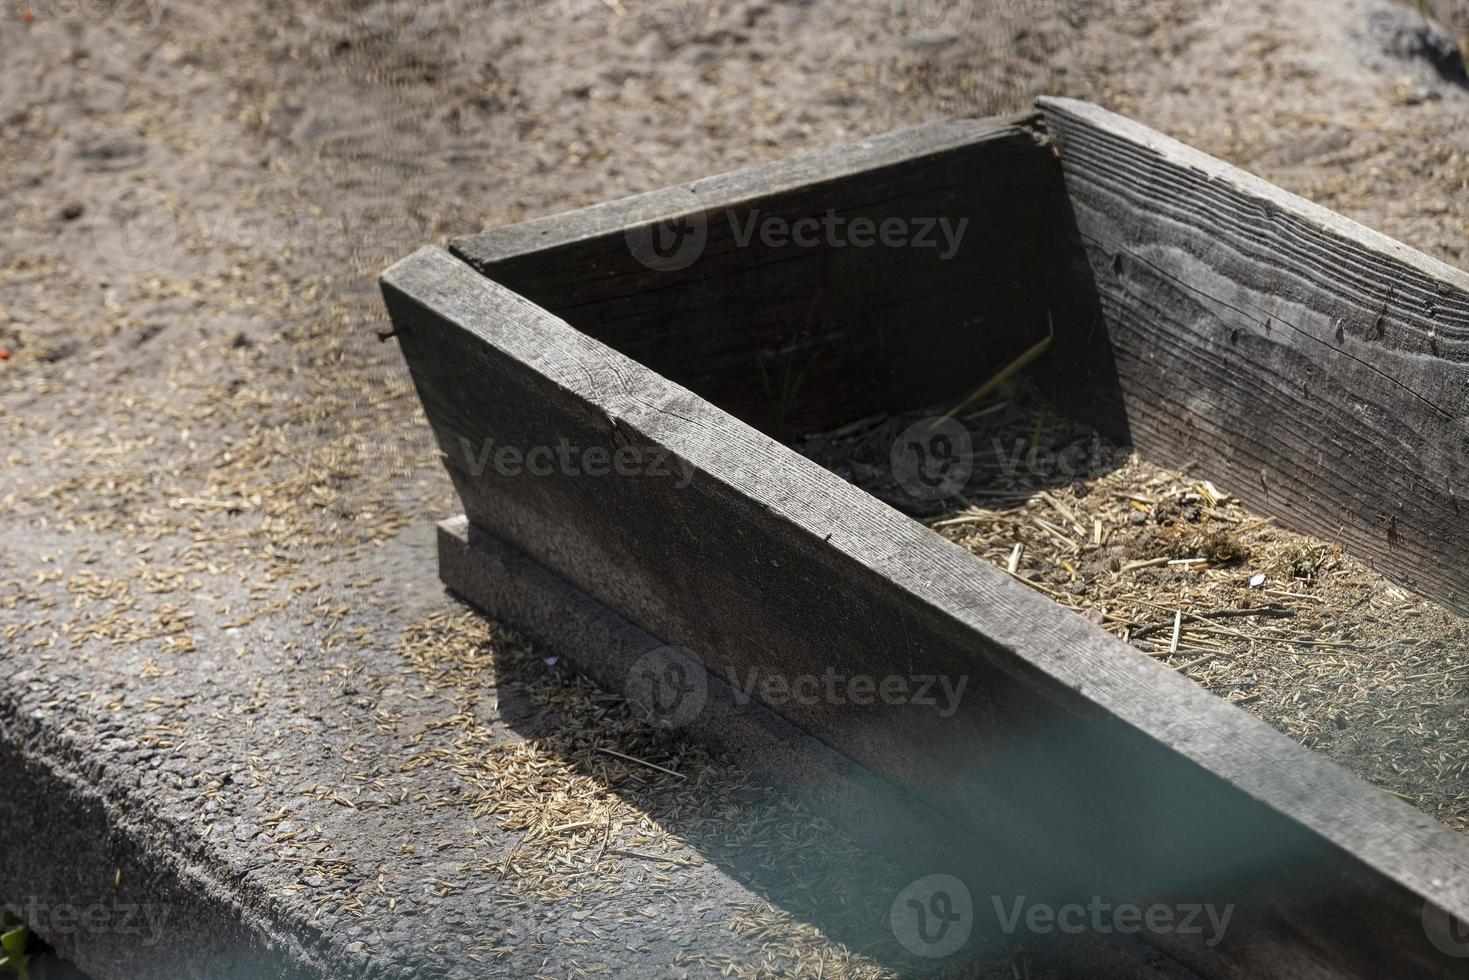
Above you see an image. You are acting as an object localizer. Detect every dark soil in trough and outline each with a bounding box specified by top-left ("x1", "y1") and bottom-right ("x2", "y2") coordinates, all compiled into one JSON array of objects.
[{"x1": 798, "y1": 380, "x2": 1469, "y2": 833}]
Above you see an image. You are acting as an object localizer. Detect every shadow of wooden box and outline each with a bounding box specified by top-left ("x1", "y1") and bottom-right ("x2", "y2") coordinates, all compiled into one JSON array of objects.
[{"x1": 380, "y1": 97, "x2": 1469, "y2": 979}]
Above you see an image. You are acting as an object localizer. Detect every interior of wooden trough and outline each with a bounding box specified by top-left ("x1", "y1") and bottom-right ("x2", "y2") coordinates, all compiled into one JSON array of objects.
[
  {"x1": 449, "y1": 98, "x2": 1469, "y2": 838},
  {"x1": 796, "y1": 386, "x2": 1469, "y2": 834}
]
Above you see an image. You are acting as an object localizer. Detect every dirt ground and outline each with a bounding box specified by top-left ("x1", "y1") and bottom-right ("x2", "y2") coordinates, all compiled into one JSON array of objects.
[{"x1": 2, "y1": 0, "x2": 1468, "y2": 975}]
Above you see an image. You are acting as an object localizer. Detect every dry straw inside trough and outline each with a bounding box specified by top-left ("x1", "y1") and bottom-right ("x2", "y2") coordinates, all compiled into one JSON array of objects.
[{"x1": 798, "y1": 377, "x2": 1469, "y2": 833}]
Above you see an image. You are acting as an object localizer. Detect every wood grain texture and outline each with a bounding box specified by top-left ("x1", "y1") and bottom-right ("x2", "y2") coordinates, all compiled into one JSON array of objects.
[
  {"x1": 383, "y1": 244, "x2": 1469, "y2": 979},
  {"x1": 450, "y1": 117, "x2": 1058, "y2": 438},
  {"x1": 1039, "y1": 96, "x2": 1469, "y2": 613}
]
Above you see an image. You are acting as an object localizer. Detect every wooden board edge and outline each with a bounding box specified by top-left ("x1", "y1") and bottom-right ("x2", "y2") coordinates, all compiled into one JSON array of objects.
[
  {"x1": 448, "y1": 113, "x2": 1045, "y2": 268},
  {"x1": 1035, "y1": 96, "x2": 1469, "y2": 294}
]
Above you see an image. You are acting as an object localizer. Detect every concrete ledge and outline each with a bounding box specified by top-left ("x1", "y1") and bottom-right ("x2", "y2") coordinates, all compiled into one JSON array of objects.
[{"x1": 0, "y1": 695, "x2": 325, "y2": 979}]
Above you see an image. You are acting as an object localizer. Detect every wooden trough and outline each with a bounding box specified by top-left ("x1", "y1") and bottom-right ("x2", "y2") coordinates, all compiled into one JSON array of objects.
[{"x1": 380, "y1": 98, "x2": 1469, "y2": 978}]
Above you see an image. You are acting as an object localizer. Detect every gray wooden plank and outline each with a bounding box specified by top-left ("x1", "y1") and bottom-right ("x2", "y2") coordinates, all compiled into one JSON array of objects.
[
  {"x1": 449, "y1": 117, "x2": 1059, "y2": 437},
  {"x1": 383, "y1": 244, "x2": 1469, "y2": 979},
  {"x1": 1038, "y1": 95, "x2": 1469, "y2": 614}
]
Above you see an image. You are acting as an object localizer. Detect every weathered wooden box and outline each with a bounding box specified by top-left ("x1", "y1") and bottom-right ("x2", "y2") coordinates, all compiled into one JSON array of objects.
[{"x1": 381, "y1": 98, "x2": 1469, "y2": 978}]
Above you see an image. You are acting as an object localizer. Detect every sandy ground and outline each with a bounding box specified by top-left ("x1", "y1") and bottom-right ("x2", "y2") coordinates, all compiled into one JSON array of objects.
[{"x1": 1, "y1": 0, "x2": 1468, "y2": 975}]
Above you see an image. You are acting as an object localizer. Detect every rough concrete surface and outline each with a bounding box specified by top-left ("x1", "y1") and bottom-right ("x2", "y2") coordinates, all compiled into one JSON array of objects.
[{"x1": 1, "y1": 0, "x2": 1466, "y2": 976}]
